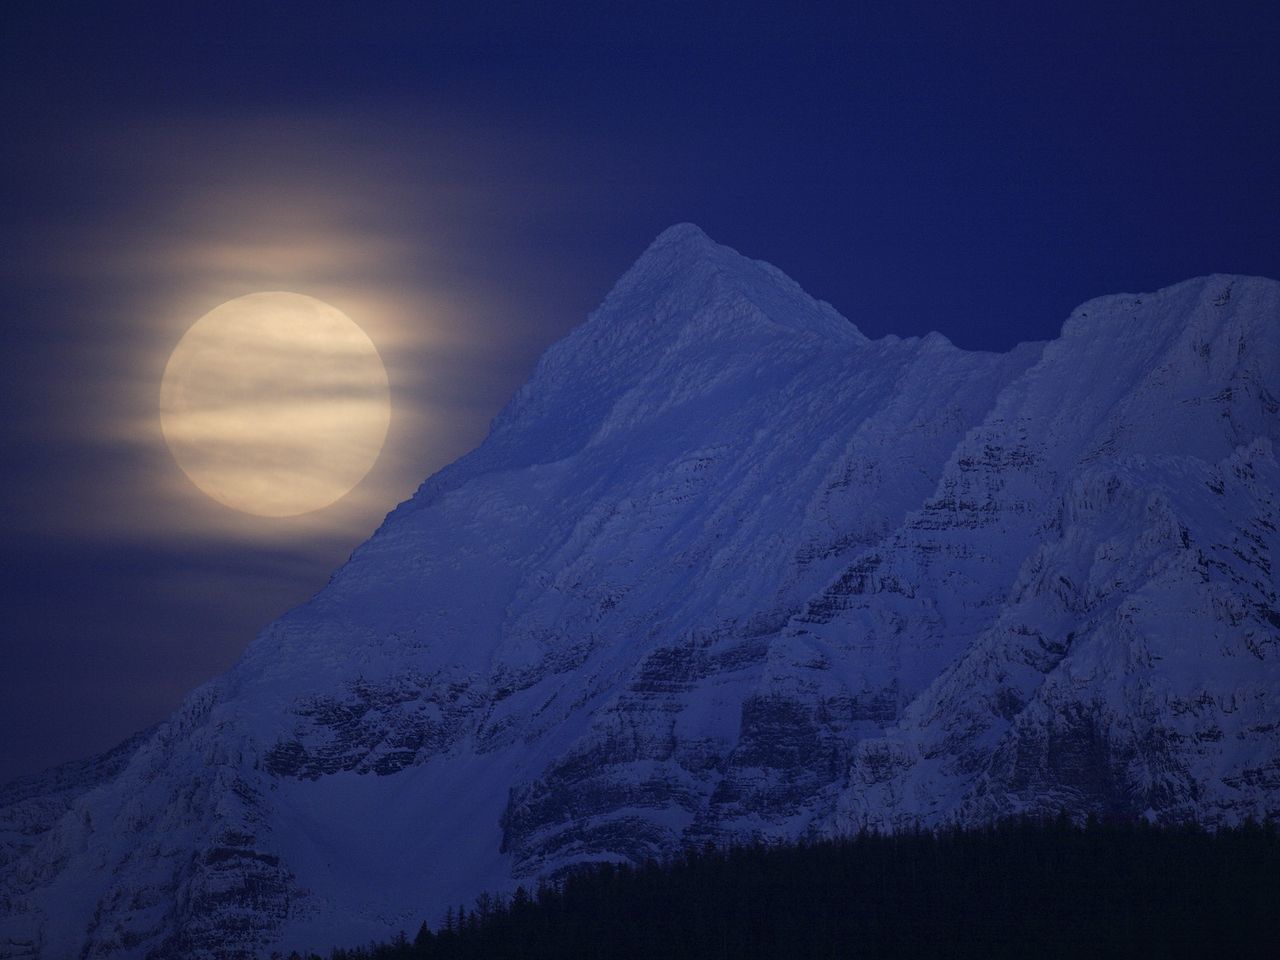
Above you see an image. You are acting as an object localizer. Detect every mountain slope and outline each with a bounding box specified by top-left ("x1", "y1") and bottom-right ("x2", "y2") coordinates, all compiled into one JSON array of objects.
[{"x1": 1, "y1": 226, "x2": 1276, "y2": 959}]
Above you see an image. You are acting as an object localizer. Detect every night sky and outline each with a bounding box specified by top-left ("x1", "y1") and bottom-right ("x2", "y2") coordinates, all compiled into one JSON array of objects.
[{"x1": 3, "y1": 1, "x2": 1278, "y2": 783}]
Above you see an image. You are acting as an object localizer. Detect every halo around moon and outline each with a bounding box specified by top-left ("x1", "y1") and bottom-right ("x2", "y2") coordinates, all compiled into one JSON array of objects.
[{"x1": 160, "y1": 292, "x2": 390, "y2": 517}]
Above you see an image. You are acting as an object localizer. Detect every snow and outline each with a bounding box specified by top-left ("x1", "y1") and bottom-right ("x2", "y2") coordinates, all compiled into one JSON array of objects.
[{"x1": 1, "y1": 230, "x2": 1277, "y2": 959}]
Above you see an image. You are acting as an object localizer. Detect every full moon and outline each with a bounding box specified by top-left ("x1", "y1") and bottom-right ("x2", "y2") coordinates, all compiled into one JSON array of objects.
[{"x1": 160, "y1": 292, "x2": 391, "y2": 517}]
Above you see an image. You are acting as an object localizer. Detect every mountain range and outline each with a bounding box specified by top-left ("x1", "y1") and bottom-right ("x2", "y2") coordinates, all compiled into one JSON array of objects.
[{"x1": 2, "y1": 224, "x2": 1277, "y2": 958}]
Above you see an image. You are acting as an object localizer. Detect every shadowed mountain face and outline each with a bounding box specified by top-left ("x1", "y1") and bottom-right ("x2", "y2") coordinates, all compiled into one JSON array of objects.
[{"x1": 2, "y1": 225, "x2": 1277, "y2": 959}]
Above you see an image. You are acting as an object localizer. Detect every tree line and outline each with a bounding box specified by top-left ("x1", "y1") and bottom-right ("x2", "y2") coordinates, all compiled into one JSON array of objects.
[{"x1": 279, "y1": 816, "x2": 1277, "y2": 959}]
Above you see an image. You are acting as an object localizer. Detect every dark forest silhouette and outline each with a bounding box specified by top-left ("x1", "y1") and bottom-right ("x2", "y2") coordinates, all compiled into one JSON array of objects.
[{"x1": 284, "y1": 817, "x2": 1277, "y2": 960}]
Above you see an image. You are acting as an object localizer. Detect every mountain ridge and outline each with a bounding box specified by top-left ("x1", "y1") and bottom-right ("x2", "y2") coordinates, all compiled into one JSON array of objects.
[{"x1": 1, "y1": 227, "x2": 1276, "y2": 959}]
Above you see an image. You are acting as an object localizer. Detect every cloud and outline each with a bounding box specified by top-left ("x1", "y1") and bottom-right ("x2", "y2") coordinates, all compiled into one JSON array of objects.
[{"x1": 8, "y1": 106, "x2": 555, "y2": 547}]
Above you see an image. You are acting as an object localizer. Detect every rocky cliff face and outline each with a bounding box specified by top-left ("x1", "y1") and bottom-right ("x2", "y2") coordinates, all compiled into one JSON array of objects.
[{"x1": 2, "y1": 225, "x2": 1277, "y2": 959}]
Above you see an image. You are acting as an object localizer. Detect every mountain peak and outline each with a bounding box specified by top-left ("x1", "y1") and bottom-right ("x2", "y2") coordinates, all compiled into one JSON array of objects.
[
  {"x1": 649, "y1": 221, "x2": 715, "y2": 249},
  {"x1": 442, "y1": 225, "x2": 864, "y2": 479},
  {"x1": 606, "y1": 223, "x2": 865, "y2": 345}
]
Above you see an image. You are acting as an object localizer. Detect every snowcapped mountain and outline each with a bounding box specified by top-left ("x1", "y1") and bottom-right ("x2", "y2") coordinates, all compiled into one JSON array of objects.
[{"x1": 2, "y1": 224, "x2": 1277, "y2": 958}]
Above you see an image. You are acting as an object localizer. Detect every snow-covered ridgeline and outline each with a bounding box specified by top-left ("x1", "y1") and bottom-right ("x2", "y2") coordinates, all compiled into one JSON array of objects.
[{"x1": 1, "y1": 225, "x2": 1276, "y2": 959}]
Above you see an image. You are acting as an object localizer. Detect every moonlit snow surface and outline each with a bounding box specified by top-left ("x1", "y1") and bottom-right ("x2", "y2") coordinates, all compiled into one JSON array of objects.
[
  {"x1": 3, "y1": 226, "x2": 1278, "y2": 959},
  {"x1": 160, "y1": 292, "x2": 391, "y2": 517}
]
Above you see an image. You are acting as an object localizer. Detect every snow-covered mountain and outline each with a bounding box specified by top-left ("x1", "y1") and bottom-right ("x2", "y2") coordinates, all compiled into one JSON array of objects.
[{"x1": 2, "y1": 224, "x2": 1277, "y2": 959}]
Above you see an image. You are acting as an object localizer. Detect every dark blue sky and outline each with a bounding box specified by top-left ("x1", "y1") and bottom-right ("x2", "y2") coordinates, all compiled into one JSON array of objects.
[{"x1": 2, "y1": 1, "x2": 1278, "y2": 782}]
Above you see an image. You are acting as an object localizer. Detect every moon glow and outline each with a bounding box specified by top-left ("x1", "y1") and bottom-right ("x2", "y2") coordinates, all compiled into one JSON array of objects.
[{"x1": 160, "y1": 292, "x2": 391, "y2": 517}]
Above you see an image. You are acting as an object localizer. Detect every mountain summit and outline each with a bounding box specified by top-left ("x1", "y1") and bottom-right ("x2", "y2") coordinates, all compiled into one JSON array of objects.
[{"x1": 2, "y1": 228, "x2": 1277, "y2": 959}]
